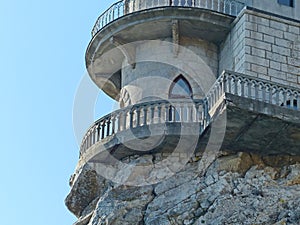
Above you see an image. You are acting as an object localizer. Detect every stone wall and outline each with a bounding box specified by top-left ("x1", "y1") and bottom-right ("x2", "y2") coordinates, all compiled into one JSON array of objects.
[
  {"x1": 121, "y1": 38, "x2": 218, "y2": 106},
  {"x1": 220, "y1": 9, "x2": 300, "y2": 88},
  {"x1": 219, "y1": 11, "x2": 246, "y2": 74}
]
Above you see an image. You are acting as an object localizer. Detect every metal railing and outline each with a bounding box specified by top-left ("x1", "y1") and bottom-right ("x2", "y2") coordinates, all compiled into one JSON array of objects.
[
  {"x1": 91, "y1": 0, "x2": 246, "y2": 36},
  {"x1": 80, "y1": 71, "x2": 300, "y2": 156}
]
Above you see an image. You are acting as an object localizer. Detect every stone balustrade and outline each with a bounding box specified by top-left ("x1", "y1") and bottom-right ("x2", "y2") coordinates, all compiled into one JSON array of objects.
[
  {"x1": 91, "y1": 0, "x2": 246, "y2": 36},
  {"x1": 207, "y1": 71, "x2": 300, "y2": 112},
  {"x1": 80, "y1": 99, "x2": 208, "y2": 155},
  {"x1": 80, "y1": 71, "x2": 300, "y2": 157}
]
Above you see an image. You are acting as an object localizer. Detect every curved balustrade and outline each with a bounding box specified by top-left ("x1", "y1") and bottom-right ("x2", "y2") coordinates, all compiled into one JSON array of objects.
[
  {"x1": 80, "y1": 99, "x2": 208, "y2": 155},
  {"x1": 91, "y1": 0, "x2": 246, "y2": 36},
  {"x1": 80, "y1": 70, "x2": 300, "y2": 156}
]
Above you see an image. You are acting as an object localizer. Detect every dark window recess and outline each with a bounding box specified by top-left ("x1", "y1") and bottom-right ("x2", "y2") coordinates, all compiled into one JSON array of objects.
[
  {"x1": 278, "y1": 0, "x2": 294, "y2": 7},
  {"x1": 286, "y1": 99, "x2": 298, "y2": 109}
]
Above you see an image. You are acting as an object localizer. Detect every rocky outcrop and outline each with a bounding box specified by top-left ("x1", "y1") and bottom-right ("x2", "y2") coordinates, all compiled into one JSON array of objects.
[{"x1": 66, "y1": 152, "x2": 300, "y2": 225}]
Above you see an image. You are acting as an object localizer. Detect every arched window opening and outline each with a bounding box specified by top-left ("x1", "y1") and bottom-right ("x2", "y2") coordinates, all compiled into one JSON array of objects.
[
  {"x1": 169, "y1": 75, "x2": 193, "y2": 99},
  {"x1": 168, "y1": 75, "x2": 193, "y2": 122}
]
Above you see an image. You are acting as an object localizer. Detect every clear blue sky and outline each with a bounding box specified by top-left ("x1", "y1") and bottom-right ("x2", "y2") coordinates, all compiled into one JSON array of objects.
[{"x1": 0, "y1": 1, "x2": 115, "y2": 224}]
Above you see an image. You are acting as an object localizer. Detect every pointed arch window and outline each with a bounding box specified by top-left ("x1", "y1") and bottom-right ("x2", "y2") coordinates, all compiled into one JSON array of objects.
[
  {"x1": 169, "y1": 75, "x2": 193, "y2": 99},
  {"x1": 168, "y1": 75, "x2": 193, "y2": 122}
]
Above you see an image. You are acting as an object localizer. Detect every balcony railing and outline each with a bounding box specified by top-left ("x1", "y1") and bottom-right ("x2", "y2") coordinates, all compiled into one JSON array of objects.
[
  {"x1": 80, "y1": 99, "x2": 209, "y2": 155},
  {"x1": 80, "y1": 71, "x2": 300, "y2": 157},
  {"x1": 207, "y1": 71, "x2": 300, "y2": 113},
  {"x1": 91, "y1": 0, "x2": 246, "y2": 36}
]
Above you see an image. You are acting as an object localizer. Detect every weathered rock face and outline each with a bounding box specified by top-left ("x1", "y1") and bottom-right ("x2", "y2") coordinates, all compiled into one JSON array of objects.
[{"x1": 66, "y1": 152, "x2": 300, "y2": 225}]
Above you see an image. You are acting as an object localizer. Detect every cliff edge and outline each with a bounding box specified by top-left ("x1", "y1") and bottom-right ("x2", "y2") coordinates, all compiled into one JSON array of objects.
[{"x1": 66, "y1": 151, "x2": 300, "y2": 225}]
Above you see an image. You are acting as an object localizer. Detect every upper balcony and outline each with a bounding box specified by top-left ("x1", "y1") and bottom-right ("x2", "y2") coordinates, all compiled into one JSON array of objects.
[
  {"x1": 86, "y1": 0, "x2": 246, "y2": 100},
  {"x1": 91, "y1": 0, "x2": 246, "y2": 37}
]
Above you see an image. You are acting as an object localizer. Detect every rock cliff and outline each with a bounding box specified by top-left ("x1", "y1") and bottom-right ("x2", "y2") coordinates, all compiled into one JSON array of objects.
[{"x1": 66, "y1": 151, "x2": 300, "y2": 225}]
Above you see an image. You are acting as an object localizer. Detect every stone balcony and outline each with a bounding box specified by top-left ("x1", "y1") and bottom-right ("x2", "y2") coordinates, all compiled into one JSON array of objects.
[
  {"x1": 77, "y1": 71, "x2": 300, "y2": 171},
  {"x1": 86, "y1": 0, "x2": 246, "y2": 100},
  {"x1": 91, "y1": 0, "x2": 246, "y2": 36}
]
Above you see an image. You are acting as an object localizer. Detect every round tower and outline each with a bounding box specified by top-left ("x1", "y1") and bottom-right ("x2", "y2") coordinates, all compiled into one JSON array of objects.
[{"x1": 86, "y1": 0, "x2": 245, "y2": 105}]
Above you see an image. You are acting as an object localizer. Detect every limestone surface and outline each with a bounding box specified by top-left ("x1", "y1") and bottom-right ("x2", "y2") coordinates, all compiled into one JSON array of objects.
[{"x1": 66, "y1": 152, "x2": 300, "y2": 225}]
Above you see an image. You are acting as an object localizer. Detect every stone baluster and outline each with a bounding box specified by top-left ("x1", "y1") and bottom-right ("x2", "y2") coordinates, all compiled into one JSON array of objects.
[
  {"x1": 86, "y1": 132, "x2": 90, "y2": 149},
  {"x1": 180, "y1": 102, "x2": 185, "y2": 122},
  {"x1": 229, "y1": 0, "x2": 233, "y2": 15},
  {"x1": 173, "y1": 105, "x2": 177, "y2": 122},
  {"x1": 101, "y1": 121, "x2": 105, "y2": 139},
  {"x1": 157, "y1": 104, "x2": 162, "y2": 123},
  {"x1": 234, "y1": 77, "x2": 238, "y2": 95},
  {"x1": 85, "y1": 133, "x2": 89, "y2": 149},
  {"x1": 268, "y1": 85, "x2": 272, "y2": 104},
  {"x1": 246, "y1": 80, "x2": 251, "y2": 98},
  {"x1": 218, "y1": 80, "x2": 223, "y2": 99},
  {"x1": 208, "y1": 93, "x2": 213, "y2": 111},
  {"x1": 91, "y1": 128, "x2": 95, "y2": 145},
  {"x1": 287, "y1": 91, "x2": 293, "y2": 108},
  {"x1": 165, "y1": 103, "x2": 170, "y2": 121},
  {"x1": 150, "y1": 105, "x2": 155, "y2": 124},
  {"x1": 105, "y1": 119, "x2": 110, "y2": 137},
  {"x1": 240, "y1": 79, "x2": 245, "y2": 97},
  {"x1": 217, "y1": 0, "x2": 221, "y2": 11},
  {"x1": 223, "y1": 74, "x2": 228, "y2": 93},
  {"x1": 203, "y1": 99, "x2": 208, "y2": 127},
  {"x1": 192, "y1": 0, "x2": 195, "y2": 7},
  {"x1": 136, "y1": 107, "x2": 141, "y2": 126},
  {"x1": 275, "y1": 88, "x2": 280, "y2": 105},
  {"x1": 188, "y1": 104, "x2": 194, "y2": 122},
  {"x1": 117, "y1": 2, "x2": 121, "y2": 17},
  {"x1": 254, "y1": 82, "x2": 259, "y2": 100},
  {"x1": 143, "y1": 106, "x2": 148, "y2": 126},
  {"x1": 130, "y1": 109, "x2": 134, "y2": 128},
  {"x1": 85, "y1": 136, "x2": 88, "y2": 151},
  {"x1": 90, "y1": 128, "x2": 94, "y2": 145},
  {"x1": 117, "y1": 112, "x2": 122, "y2": 132},
  {"x1": 283, "y1": 90, "x2": 287, "y2": 108},
  {"x1": 92, "y1": 127, "x2": 96, "y2": 145},
  {"x1": 97, "y1": 123, "x2": 101, "y2": 141},
  {"x1": 111, "y1": 6, "x2": 115, "y2": 21},
  {"x1": 261, "y1": 84, "x2": 266, "y2": 102},
  {"x1": 81, "y1": 137, "x2": 85, "y2": 153},
  {"x1": 228, "y1": 76, "x2": 232, "y2": 94},
  {"x1": 123, "y1": 110, "x2": 128, "y2": 130},
  {"x1": 195, "y1": 103, "x2": 200, "y2": 123},
  {"x1": 111, "y1": 115, "x2": 116, "y2": 134},
  {"x1": 90, "y1": 130, "x2": 93, "y2": 146},
  {"x1": 86, "y1": 135, "x2": 89, "y2": 149}
]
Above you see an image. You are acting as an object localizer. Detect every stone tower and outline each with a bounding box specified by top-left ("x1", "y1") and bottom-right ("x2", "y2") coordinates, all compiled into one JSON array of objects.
[{"x1": 66, "y1": 1, "x2": 300, "y2": 224}]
